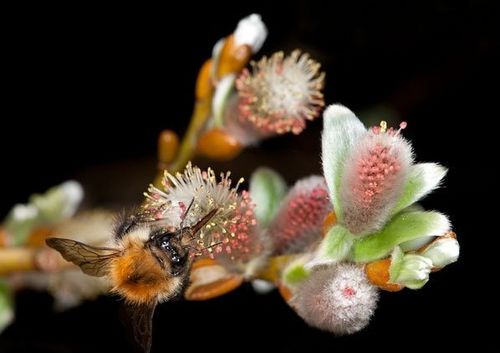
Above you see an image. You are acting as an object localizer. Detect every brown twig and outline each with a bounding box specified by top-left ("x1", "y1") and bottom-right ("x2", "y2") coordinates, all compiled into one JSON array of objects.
[{"x1": 0, "y1": 247, "x2": 74, "y2": 276}]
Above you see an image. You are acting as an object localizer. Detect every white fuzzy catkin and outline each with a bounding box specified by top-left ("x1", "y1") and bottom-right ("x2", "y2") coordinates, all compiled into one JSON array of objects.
[
  {"x1": 237, "y1": 50, "x2": 324, "y2": 135},
  {"x1": 143, "y1": 163, "x2": 258, "y2": 263},
  {"x1": 292, "y1": 263, "x2": 378, "y2": 335}
]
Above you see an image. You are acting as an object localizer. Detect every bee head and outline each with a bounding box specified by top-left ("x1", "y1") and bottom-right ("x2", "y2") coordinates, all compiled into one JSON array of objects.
[
  {"x1": 108, "y1": 208, "x2": 218, "y2": 305},
  {"x1": 148, "y1": 229, "x2": 191, "y2": 277}
]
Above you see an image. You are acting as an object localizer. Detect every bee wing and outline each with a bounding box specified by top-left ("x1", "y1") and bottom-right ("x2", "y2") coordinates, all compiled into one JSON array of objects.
[
  {"x1": 122, "y1": 302, "x2": 156, "y2": 353},
  {"x1": 46, "y1": 237, "x2": 121, "y2": 277}
]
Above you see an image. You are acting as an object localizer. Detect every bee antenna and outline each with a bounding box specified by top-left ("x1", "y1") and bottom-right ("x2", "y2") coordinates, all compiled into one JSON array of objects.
[
  {"x1": 190, "y1": 241, "x2": 223, "y2": 256},
  {"x1": 180, "y1": 198, "x2": 195, "y2": 229}
]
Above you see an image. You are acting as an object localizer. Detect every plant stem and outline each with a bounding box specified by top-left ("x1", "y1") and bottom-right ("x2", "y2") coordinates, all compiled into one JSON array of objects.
[
  {"x1": 0, "y1": 248, "x2": 38, "y2": 275},
  {"x1": 0, "y1": 247, "x2": 73, "y2": 275},
  {"x1": 154, "y1": 99, "x2": 212, "y2": 185}
]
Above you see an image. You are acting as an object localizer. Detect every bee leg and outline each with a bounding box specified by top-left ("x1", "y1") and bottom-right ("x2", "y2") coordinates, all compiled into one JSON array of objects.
[{"x1": 120, "y1": 301, "x2": 157, "y2": 353}]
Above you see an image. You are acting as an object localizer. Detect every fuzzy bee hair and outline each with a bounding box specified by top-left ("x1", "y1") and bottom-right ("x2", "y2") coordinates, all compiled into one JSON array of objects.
[{"x1": 46, "y1": 206, "x2": 218, "y2": 353}]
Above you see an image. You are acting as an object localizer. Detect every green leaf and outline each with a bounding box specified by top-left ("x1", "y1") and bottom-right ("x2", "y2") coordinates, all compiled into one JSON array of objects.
[
  {"x1": 3, "y1": 181, "x2": 83, "y2": 245},
  {"x1": 393, "y1": 163, "x2": 447, "y2": 215},
  {"x1": 391, "y1": 254, "x2": 432, "y2": 289},
  {"x1": 249, "y1": 167, "x2": 288, "y2": 226},
  {"x1": 306, "y1": 225, "x2": 354, "y2": 269},
  {"x1": 0, "y1": 280, "x2": 14, "y2": 334},
  {"x1": 321, "y1": 104, "x2": 366, "y2": 222},
  {"x1": 3, "y1": 205, "x2": 40, "y2": 246},
  {"x1": 282, "y1": 256, "x2": 311, "y2": 287},
  {"x1": 396, "y1": 205, "x2": 435, "y2": 252},
  {"x1": 421, "y1": 237, "x2": 460, "y2": 268},
  {"x1": 350, "y1": 211, "x2": 450, "y2": 263},
  {"x1": 389, "y1": 246, "x2": 404, "y2": 283},
  {"x1": 212, "y1": 74, "x2": 236, "y2": 127},
  {"x1": 211, "y1": 38, "x2": 225, "y2": 77}
]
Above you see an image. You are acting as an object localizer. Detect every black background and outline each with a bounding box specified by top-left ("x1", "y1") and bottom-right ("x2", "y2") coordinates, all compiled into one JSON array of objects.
[{"x1": 1, "y1": 1, "x2": 497, "y2": 352}]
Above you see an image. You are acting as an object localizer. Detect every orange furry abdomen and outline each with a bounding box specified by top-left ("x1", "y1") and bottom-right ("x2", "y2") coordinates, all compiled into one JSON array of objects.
[{"x1": 109, "y1": 242, "x2": 178, "y2": 304}]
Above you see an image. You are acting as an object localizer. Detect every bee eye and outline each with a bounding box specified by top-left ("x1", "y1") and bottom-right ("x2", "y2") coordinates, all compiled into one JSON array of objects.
[
  {"x1": 158, "y1": 234, "x2": 181, "y2": 260},
  {"x1": 160, "y1": 239, "x2": 171, "y2": 251},
  {"x1": 157, "y1": 232, "x2": 174, "y2": 250},
  {"x1": 154, "y1": 231, "x2": 187, "y2": 275}
]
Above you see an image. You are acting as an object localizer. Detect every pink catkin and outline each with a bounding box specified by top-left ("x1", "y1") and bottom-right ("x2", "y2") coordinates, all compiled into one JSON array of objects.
[
  {"x1": 202, "y1": 190, "x2": 259, "y2": 262},
  {"x1": 340, "y1": 125, "x2": 413, "y2": 235},
  {"x1": 268, "y1": 176, "x2": 331, "y2": 255},
  {"x1": 236, "y1": 51, "x2": 325, "y2": 135},
  {"x1": 142, "y1": 163, "x2": 259, "y2": 264},
  {"x1": 355, "y1": 144, "x2": 401, "y2": 207}
]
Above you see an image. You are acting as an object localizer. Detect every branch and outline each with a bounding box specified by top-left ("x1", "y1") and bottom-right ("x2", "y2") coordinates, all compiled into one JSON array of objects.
[{"x1": 0, "y1": 247, "x2": 73, "y2": 275}]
